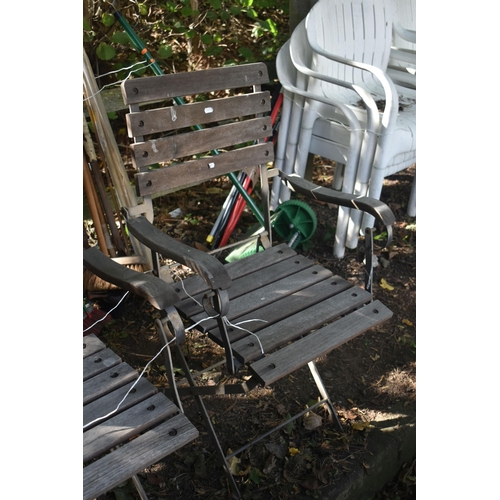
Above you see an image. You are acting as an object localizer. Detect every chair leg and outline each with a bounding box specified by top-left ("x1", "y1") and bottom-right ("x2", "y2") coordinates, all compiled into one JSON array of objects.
[
  {"x1": 131, "y1": 475, "x2": 149, "y2": 500},
  {"x1": 174, "y1": 343, "x2": 242, "y2": 499},
  {"x1": 308, "y1": 361, "x2": 343, "y2": 432},
  {"x1": 407, "y1": 171, "x2": 416, "y2": 217}
]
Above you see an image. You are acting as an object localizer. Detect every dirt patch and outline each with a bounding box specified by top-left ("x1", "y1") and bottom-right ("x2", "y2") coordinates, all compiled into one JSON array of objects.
[{"x1": 86, "y1": 161, "x2": 416, "y2": 500}]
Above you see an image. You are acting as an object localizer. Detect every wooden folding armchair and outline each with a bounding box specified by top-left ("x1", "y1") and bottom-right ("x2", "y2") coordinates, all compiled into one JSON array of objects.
[
  {"x1": 83, "y1": 62, "x2": 395, "y2": 499},
  {"x1": 83, "y1": 308, "x2": 199, "y2": 499}
]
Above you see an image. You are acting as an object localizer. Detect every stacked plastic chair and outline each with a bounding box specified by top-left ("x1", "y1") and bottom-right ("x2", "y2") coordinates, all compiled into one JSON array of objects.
[{"x1": 273, "y1": 0, "x2": 416, "y2": 257}]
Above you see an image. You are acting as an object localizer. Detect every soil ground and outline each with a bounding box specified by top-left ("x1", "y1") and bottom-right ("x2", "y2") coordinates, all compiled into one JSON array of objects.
[{"x1": 85, "y1": 160, "x2": 416, "y2": 500}]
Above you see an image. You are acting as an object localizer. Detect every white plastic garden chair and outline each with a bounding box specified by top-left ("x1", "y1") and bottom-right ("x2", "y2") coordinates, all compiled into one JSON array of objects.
[
  {"x1": 387, "y1": 0, "x2": 416, "y2": 90},
  {"x1": 273, "y1": 24, "x2": 381, "y2": 257},
  {"x1": 281, "y1": 0, "x2": 415, "y2": 253}
]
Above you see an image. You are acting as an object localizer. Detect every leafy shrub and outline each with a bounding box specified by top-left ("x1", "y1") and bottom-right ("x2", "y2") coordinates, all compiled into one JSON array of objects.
[{"x1": 83, "y1": 0, "x2": 289, "y2": 81}]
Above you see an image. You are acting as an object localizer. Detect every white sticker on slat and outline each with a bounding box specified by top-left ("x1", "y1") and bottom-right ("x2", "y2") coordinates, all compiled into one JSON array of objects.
[{"x1": 204, "y1": 107, "x2": 214, "y2": 114}]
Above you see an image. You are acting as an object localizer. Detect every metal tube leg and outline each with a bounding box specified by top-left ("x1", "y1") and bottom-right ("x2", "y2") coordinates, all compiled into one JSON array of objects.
[
  {"x1": 174, "y1": 343, "x2": 242, "y2": 499},
  {"x1": 131, "y1": 475, "x2": 149, "y2": 500},
  {"x1": 308, "y1": 361, "x2": 343, "y2": 432}
]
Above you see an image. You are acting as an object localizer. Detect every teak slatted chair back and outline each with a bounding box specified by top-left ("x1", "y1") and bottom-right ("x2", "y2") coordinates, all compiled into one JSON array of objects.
[{"x1": 83, "y1": 62, "x2": 396, "y2": 499}]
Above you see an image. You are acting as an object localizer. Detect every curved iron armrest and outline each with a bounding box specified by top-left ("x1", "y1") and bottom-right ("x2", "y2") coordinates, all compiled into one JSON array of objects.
[
  {"x1": 279, "y1": 172, "x2": 395, "y2": 247},
  {"x1": 279, "y1": 172, "x2": 395, "y2": 293},
  {"x1": 83, "y1": 246, "x2": 181, "y2": 310},
  {"x1": 126, "y1": 215, "x2": 232, "y2": 291}
]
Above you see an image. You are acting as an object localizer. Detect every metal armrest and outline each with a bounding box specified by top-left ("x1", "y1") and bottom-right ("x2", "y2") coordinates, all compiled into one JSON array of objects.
[
  {"x1": 279, "y1": 172, "x2": 395, "y2": 244},
  {"x1": 83, "y1": 246, "x2": 181, "y2": 311},
  {"x1": 126, "y1": 215, "x2": 232, "y2": 291}
]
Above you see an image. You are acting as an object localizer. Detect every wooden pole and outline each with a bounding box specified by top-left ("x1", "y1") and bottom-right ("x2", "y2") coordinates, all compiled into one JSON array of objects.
[{"x1": 83, "y1": 153, "x2": 110, "y2": 257}]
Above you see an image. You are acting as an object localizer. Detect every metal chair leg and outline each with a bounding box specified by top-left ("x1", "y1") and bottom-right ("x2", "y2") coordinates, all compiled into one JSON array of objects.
[{"x1": 308, "y1": 361, "x2": 343, "y2": 432}]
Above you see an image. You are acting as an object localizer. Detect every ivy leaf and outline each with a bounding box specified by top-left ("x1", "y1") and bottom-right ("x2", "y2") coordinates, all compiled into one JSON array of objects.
[
  {"x1": 201, "y1": 34, "x2": 213, "y2": 45},
  {"x1": 209, "y1": 0, "x2": 222, "y2": 8},
  {"x1": 111, "y1": 32, "x2": 130, "y2": 45},
  {"x1": 248, "y1": 468, "x2": 263, "y2": 484},
  {"x1": 238, "y1": 46, "x2": 254, "y2": 61},
  {"x1": 157, "y1": 45, "x2": 173, "y2": 59},
  {"x1": 101, "y1": 13, "x2": 115, "y2": 27},
  {"x1": 96, "y1": 42, "x2": 116, "y2": 61}
]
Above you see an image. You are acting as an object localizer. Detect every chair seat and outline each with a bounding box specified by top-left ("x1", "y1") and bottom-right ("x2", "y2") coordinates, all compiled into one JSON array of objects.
[
  {"x1": 83, "y1": 335, "x2": 199, "y2": 500},
  {"x1": 174, "y1": 243, "x2": 392, "y2": 386}
]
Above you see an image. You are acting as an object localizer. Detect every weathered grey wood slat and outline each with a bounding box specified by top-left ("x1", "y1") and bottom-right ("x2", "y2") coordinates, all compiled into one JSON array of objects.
[
  {"x1": 131, "y1": 116, "x2": 272, "y2": 169},
  {"x1": 176, "y1": 254, "x2": 316, "y2": 319},
  {"x1": 135, "y1": 142, "x2": 274, "y2": 196},
  {"x1": 207, "y1": 276, "x2": 354, "y2": 347},
  {"x1": 83, "y1": 414, "x2": 199, "y2": 500},
  {"x1": 172, "y1": 243, "x2": 297, "y2": 300},
  {"x1": 83, "y1": 334, "x2": 106, "y2": 359},
  {"x1": 83, "y1": 378, "x2": 158, "y2": 430},
  {"x1": 249, "y1": 301, "x2": 393, "y2": 386},
  {"x1": 83, "y1": 362, "x2": 138, "y2": 406},
  {"x1": 121, "y1": 62, "x2": 269, "y2": 105},
  {"x1": 126, "y1": 92, "x2": 271, "y2": 136},
  {"x1": 231, "y1": 286, "x2": 372, "y2": 364},
  {"x1": 83, "y1": 348, "x2": 122, "y2": 382},
  {"x1": 188, "y1": 265, "x2": 333, "y2": 332},
  {"x1": 83, "y1": 393, "x2": 178, "y2": 463}
]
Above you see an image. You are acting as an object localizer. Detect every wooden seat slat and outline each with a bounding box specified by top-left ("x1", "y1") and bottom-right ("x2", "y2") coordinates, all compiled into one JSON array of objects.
[
  {"x1": 249, "y1": 301, "x2": 393, "y2": 386},
  {"x1": 207, "y1": 275, "x2": 353, "y2": 346},
  {"x1": 173, "y1": 243, "x2": 297, "y2": 300},
  {"x1": 83, "y1": 362, "x2": 138, "y2": 405},
  {"x1": 83, "y1": 334, "x2": 106, "y2": 358},
  {"x1": 231, "y1": 286, "x2": 373, "y2": 364},
  {"x1": 83, "y1": 377, "x2": 157, "y2": 430},
  {"x1": 83, "y1": 392, "x2": 178, "y2": 463},
  {"x1": 83, "y1": 348, "x2": 121, "y2": 381},
  {"x1": 188, "y1": 264, "x2": 333, "y2": 332},
  {"x1": 176, "y1": 253, "x2": 316, "y2": 319},
  {"x1": 83, "y1": 414, "x2": 199, "y2": 500}
]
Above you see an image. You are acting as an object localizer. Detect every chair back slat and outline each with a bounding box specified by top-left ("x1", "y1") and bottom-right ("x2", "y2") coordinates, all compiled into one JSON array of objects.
[
  {"x1": 135, "y1": 143, "x2": 274, "y2": 197},
  {"x1": 121, "y1": 63, "x2": 269, "y2": 105},
  {"x1": 126, "y1": 91, "x2": 271, "y2": 137},
  {"x1": 130, "y1": 116, "x2": 272, "y2": 170}
]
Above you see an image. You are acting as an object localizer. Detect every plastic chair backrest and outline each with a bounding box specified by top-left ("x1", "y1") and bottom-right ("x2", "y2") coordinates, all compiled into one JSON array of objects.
[
  {"x1": 391, "y1": 0, "x2": 416, "y2": 51},
  {"x1": 306, "y1": 0, "x2": 394, "y2": 85}
]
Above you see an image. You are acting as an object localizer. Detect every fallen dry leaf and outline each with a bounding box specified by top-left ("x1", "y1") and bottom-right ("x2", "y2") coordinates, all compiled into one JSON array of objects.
[
  {"x1": 380, "y1": 278, "x2": 395, "y2": 291},
  {"x1": 402, "y1": 318, "x2": 413, "y2": 326},
  {"x1": 351, "y1": 421, "x2": 372, "y2": 431},
  {"x1": 303, "y1": 411, "x2": 322, "y2": 430}
]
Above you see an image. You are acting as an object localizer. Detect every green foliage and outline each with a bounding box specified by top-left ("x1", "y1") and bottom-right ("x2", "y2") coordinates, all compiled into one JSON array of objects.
[{"x1": 84, "y1": 0, "x2": 289, "y2": 77}]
